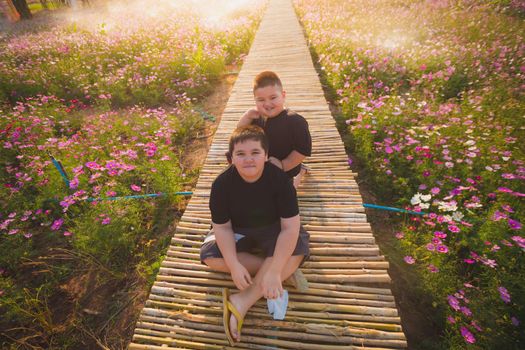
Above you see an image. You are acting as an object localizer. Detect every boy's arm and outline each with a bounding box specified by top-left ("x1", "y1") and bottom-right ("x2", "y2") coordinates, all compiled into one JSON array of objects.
[
  {"x1": 237, "y1": 108, "x2": 260, "y2": 127},
  {"x1": 261, "y1": 215, "x2": 300, "y2": 298},
  {"x1": 269, "y1": 150, "x2": 306, "y2": 171},
  {"x1": 213, "y1": 221, "x2": 252, "y2": 290},
  {"x1": 280, "y1": 150, "x2": 306, "y2": 172}
]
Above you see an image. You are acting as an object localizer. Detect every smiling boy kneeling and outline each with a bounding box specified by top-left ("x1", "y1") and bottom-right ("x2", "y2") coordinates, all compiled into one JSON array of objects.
[{"x1": 199, "y1": 125, "x2": 309, "y2": 345}]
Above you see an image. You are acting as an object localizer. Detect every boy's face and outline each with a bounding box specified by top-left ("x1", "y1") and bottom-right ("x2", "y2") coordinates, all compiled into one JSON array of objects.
[
  {"x1": 254, "y1": 85, "x2": 286, "y2": 118},
  {"x1": 231, "y1": 139, "x2": 268, "y2": 183}
]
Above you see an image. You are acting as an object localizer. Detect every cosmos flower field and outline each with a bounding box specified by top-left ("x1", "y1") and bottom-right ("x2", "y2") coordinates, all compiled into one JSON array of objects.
[
  {"x1": 0, "y1": 1, "x2": 262, "y2": 347},
  {"x1": 294, "y1": 0, "x2": 524, "y2": 348}
]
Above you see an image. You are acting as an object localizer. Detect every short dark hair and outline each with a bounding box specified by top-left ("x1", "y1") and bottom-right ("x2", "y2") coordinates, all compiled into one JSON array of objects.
[
  {"x1": 226, "y1": 125, "x2": 268, "y2": 162},
  {"x1": 253, "y1": 71, "x2": 282, "y2": 93}
]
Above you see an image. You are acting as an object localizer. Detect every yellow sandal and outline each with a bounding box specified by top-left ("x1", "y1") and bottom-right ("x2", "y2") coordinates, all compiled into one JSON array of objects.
[{"x1": 222, "y1": 288, "x2": 244, "y2": 346}]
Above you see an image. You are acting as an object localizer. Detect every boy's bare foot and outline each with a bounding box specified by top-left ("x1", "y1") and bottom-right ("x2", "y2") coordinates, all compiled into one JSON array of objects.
[{"x1": 284, "y1": 269, "x2": 309, "y2": 292}]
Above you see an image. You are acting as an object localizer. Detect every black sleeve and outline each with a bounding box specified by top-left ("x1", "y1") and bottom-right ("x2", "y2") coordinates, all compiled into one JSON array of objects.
[
  {"x1": 292, "y1": 116, "x2": 312, "y2": 156},
  {"x1": 251, "y1": 116, "x2": 265, "y2": 128},
  {"x1": 209, "y1": 176, "x2": 230, "y2": 225},
  {"x1": 276, "y1": 174, "x2": 299, "y2": 218}
]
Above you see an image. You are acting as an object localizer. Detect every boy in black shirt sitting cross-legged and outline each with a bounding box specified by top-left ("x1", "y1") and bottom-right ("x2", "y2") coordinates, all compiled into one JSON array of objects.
[{"x1": 200, "y1": 125, "x2": 309, "y2": 345}]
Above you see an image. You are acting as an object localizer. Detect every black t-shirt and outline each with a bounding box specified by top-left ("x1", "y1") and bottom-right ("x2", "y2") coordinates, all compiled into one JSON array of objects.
[
  {"x1": 253, "y1": 109, "x2": 312, "y2": 177},
  {"x1": 209, "y1": 162, "x2": 299, "y2": 230}
]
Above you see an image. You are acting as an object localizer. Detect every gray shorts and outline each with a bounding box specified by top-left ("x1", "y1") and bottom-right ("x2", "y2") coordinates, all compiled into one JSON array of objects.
[{"x1": 199, "y1": 221, "x2": 309, "y2": 264}]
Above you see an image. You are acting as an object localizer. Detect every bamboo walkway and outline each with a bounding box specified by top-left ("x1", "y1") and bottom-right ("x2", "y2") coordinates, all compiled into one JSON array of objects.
[{"x1": 129, "y1": 0, "x2": 407, "y2": 348}]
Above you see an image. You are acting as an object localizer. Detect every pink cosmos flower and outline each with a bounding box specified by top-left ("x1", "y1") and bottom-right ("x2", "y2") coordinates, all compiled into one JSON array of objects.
[
  {"x1": 497, "y1": 187, "x2": 513, "y2": 193},
  {"x1": 460, "y1": 306, "x2": 472, "y2": 317},
  {"x1": 101, "y1": 217, "x2": 111, "y2": 225},
  {"x1": 430, "y1": 187, "x2": 441, "y2": 195},
  {"x1": 404, "y1": 256, "x2": 415, "y2": 264},
  {"x1": 470, "y1": 321, "x2": 482, "y2": 332},
  {"x1": 130, "y1": 184, "x2": 142, "y2": 192},
  {"x1": 511, "y1": 316, "x2": 520, "y2": 326},
  {"x1": 63, "y1": 231, "x2": 72, "y2": 236},
  {"x1": 51, "y1": 218, "x2": 64, "y2": 231},
  {"x1": 106, "y1": 191, "x2": 117, "y2": 197},
  {"x1": 464, "y1": 259, "x2": 475, "y2": 264},
  {"x1": 434, "y1": 231, "x2": 447, "y2": 239},
  {"x1": 501, "y1": 204, "x2": 514, "y2": 213},
  {"x1": 428, "y1": 264, "x2": 439, "y2": 273},
  {"x1": 498, "y1": 286, "x2": 511, "y2": 304},
  {"x1": 437, "y1": 245, "x2": 449, "y2": 253},
  {"x1": 508, "y1": 219, "x2": 522, "y2": 230},
  {"x1": 447, "y1": 316, "x2": 456, "y2": 324},
  {"x1": 511, "y1": 236, "x2": 525, "y2": 249},
  {"x1": 69, "y1": 177, "x2": 79, "y2": 190},
  {"x1": 460, "y1": 326, "x2": 476, "y2": 344},
  {"x1": 448, "y1": 225, "x2": 460, "y2": 233},
  {"x1": 426, "y1": 243, "x2": 436, "y2": 251},
  {"x1": 23, "y1": 232, "x2": 33, "y2": 238},
  {"x1": 447, "y1": 295, "x2": 460, "y2": 311},
  {"x1": 492, "y1": 211, "x2": 507, "y2": 221},
  {"x1": 395, "y1": 232, "x2": 404, "y2": 239},
  {"x1": 85, "y1": 161, "x2": 101, "y2": 170}
]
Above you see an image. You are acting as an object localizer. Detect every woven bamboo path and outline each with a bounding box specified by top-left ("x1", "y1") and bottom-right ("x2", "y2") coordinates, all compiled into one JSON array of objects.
[{"x1": 129, "y1": 0, "x2": 407, "y2": 348}]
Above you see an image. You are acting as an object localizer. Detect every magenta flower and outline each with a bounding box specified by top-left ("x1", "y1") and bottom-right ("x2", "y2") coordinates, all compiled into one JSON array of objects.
[
  {"x1": 430, "y1": 187, "x2": 441, "y2": 195},
  {"x1": 437, "y1": 245, "x2": 449, "y2": 253},
  {"x1": 464, "y1": 259, "x2": 476, "y2": 264},
  {"x1": 498, "y1": 286, "x2": 511, "y2": 304},
  {"x1": 101, "y1": 217, "x2": 111, "y2": 225},
  {"x1": 447, "y1": 316, "x2": 456, "y2": 324},
  {"x1": 460, "y1": 326, "x2": 476, "y2": 344},
  {"x1": 447, "y1": 295, "x2": 460, "y2": 311},
  {"x1": 460, "y1": 306, "x2": 472, "y2": 317},
  {"x1": 492, "y1": 211, "x2": 508, "y2": 221},
  {"x1": 501, "y1": 204, "x2": 514, "y2": 213},
  {"x1": 404, "y1": 256, "x2": 415, "y2": 264},
  {"x1": 428, "y1": 264, "x2": 439, "y2": 273},
  {"x1": 434, "y1": 231, "x2": 447, "y2": 239},
  {"x1": 69, "y1": 177, "x2": 79, "y2": 190},
  {"x1": 470, "y1": 321, "x2": 482, "y2": 332},
  {"x1": 497, "y1": 187, "x2": 513, "y2": 193},
  {"x1": 508, "y1": 219, "x2": 522, "y2": 230},
  {"x1": 448, "y1": 225, "x2": 460, "y2": 233},
  {"x1": 130, "y1": 184, "x2": 142, "y2": 192},
  {"x1": 511, "y1": 236, "x2": 525, "y2": 248},
  {"x1": 85, "y1": 161, "x2": 101, "y2": 170},
  {"x1": 51, "y1": 218, "x2": 64, "y2": 231}
]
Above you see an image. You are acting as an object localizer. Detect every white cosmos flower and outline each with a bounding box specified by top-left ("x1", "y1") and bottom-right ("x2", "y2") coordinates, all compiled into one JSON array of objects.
[
  {"x1": 420, "y1": 194, "x2": 432, "y2": 202},
  {"x1": 438, "y1": 201, "x2": 458, "y2": 212},
  {"x1": 420, "y1": 202, "x2": 430, "y2": 209},
  {"x1": 452, "y1": 211, "x2": 464, "y2": 222},
  {"x1": 410, "y1": 193, "x2": 422, "y2": 205}
]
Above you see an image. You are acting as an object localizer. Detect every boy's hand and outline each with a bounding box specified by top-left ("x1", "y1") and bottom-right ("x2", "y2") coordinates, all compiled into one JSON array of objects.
[
  {"x1": 230, "y1": 262, "x2": 252, "y2": 290},
  {"x1": 261, "y1": 269, "x2": 283, "y2": 299},
  {"x1": 237, "y1": 108, "x2": 261, "y2": 127},
  {"x1": 243, "y1": 108, "x2": 260, "y2": 120},
  {"x1": 268, "y1": 157, "x2": 283, "y2": 169}
]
